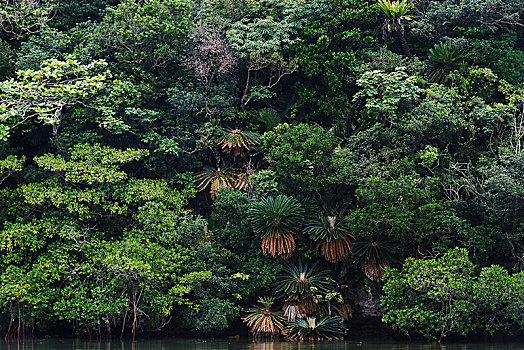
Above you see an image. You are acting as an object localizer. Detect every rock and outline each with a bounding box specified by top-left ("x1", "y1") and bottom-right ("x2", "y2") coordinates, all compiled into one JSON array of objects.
[{"x1": 355, "y1": 287, "x2": 384, "y2": 318}]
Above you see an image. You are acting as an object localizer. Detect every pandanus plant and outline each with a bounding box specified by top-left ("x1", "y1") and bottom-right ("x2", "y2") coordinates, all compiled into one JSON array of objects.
[
  {"x1": 305, "y1": 210, "x2": 354, "y2": 263},
  {"x1": 243, "y1": 296, "x2": 286, "y2": 338},
  {"x1": 255, "y1": 108, "x2": 280, "y2": 131},
  {"x1": 274, "y1": 260, "x2": 334, "y2": 318},
  {"x1": 282, "y1": 316, "x2": 347, "y2": 341},
  {"x1": 249, "y1": 195, "x2": 304, "y2": 258},
  {"x1": 427, "y1": 42, "x2": 465, "y2": 83},
  {"x1": 352, "y1": 234, "x2": 398, "y2": 281},
  {"x1": 195, "y1": 166, "x2": 255, "y2": 197},
  {"x1": 235, "y1": 168, "x2": 255, "y2": 191},
  {"x1": 194, "y1": 167, "x2": 238, "y2": 198},
  {"x1": 217, "y1": 128, "x2": 260, "y2": 157},
  {"x1": 378, "y1": 0, "x2": 414, "y2": 57}
]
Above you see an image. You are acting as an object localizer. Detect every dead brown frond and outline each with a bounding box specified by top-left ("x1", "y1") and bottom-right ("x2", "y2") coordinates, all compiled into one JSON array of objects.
[
  {"x1": 243, "y1": 296, "x2": 285, "y2": 338},
  {"x1": 217, "y1": 129, "x2": 260, "y2": 157},
  {"x1": 339, "y1": 301, "x2": 353, "y2": 320},
  {"x1": 297, "y1": 295, "x2": 319, "y2": 315},
  {"x1": 315, "y1": 234, "x2": 352, "y2": 263},
  {"x1": 194, "y1": 167, "x2": 237, "y2": 198},
  {"x1": 261, "y1": 234, "x2": 295, "y2": 259},
  {"x1": 362, "y1": 260, "x2": 390, "y2": 282}
]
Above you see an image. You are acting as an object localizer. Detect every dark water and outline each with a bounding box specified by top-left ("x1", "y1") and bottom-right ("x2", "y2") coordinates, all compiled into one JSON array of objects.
[{"x1": 0, "y1": 339, "x2": 523, "y2": 350}]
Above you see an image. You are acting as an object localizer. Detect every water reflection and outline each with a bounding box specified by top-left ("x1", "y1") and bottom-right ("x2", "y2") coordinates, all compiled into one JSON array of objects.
[{"x1": 0, "y1": 339, "x2": 523, "y2": 350}]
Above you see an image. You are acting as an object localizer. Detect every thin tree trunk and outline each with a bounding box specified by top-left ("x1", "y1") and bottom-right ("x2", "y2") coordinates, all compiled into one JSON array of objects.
[
  {"x1": 17, "y1": 302, "x2": 21, "y2": 339},
  {"x1": 107, "y1": 313, "x2": 112, "y2": 338},
  {"x1": 21, "y1": 306, "x2": 25, "y2": 340},
  {"x1": 5, "y1": 305, "x2": 13, "y2": 340},
  {"x1": 120, "y1": 309, "x2": 128, "y2": 341},
  {"x1": 132, "y1": 288, "x2": 137, "y2": 342}
]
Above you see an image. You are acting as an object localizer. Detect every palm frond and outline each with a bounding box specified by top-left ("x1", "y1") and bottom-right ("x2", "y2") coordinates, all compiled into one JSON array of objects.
[
  {"x1": 243, "y1": 296, "x2": 286, "y2": 338},
  {"x1": 315, "y1": 237, "x2": 352, "y2": 263},
  {"x1": 217, "y1": 128, "x2": 261, "y2": 157},
  {"x1": 249, "y1": 195, "x2": 304, "y2": 257},
  {"x1": 235, "y1": 169, "x2": 254, "y2": 191},
  {"x1": 282, "y1": 316, "x2": 347, "y2": 341},
  {"x1": 378, "y1": 0, "x2": 413, "y2": 20},
  {"x1": 305, "y1": 210, "x2": 354, "y2": 262},
  {"x1": 256, "y1": 109, "x2": 280, "y2": 131},
  {"x1": 352, "y1": 234, "x2": 398, "y2": 281},
  {"x1": 283, "y1": 303, "x2": 305, "y2": 322},
  {"x1": 378, "y1": 0, "x2": 413, "y2": 34},
  {"x1": 275, "y1": 260, "x2": 334, "y2": 304},
  {"x1": 426, "y1": 42, "x2": 465, "y2": 83},
  {"x1": 194, "y1": 167, "x2": 238, "y2": 198}
]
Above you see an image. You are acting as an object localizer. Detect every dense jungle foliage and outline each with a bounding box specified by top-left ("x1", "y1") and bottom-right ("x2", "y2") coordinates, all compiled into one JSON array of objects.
[{"x1": 0, "y1": 0, "x2": 523, "y2": 342}]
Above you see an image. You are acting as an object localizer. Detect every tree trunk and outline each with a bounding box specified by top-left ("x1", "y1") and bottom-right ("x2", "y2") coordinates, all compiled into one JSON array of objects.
[
  {"x1": 132, "y1": 289, "x2": 137, "y2": 342},
  {"x1": 395, "y1": 31, "x2": 412, "y2": 57},
  {"x1": 5, "y1": 304, "x2": 13, "y2": 340}
]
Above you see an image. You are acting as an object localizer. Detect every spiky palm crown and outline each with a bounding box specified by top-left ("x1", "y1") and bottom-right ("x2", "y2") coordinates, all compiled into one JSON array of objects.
[
  {"x1": 256, "y1": 108, "x2": 280, "y2": 131},
  {"x1": 305, "y1": 210, "x2": 353, "y2": 242},
  {"x1": 243, "y1": 296, "x2": 286, "y2": 337},
  {"x1": 217, "y1": 128, "x2": 261, "y2": 156},
  {"x1": 305, "y1": 210, "x2": 354, "y2": 262},
  {"x1": 274, "y1": 260, "x2": 334, "y2": 303},
  {"x1": 427, "y1": 42, "x2": 465, "y2": 83},
  {"x1": 235, "y1": 168, "x2": 254, "y2": 191},
  {"x1": 378, "y1": 0, "x2": 413, "y2": 33},
  {"x1": 282, "y1": 316, "x2": 347, "y2": 341},
  {"x1": 249, "y1": 195, "x2": 304, "y2": 257},
  {"x1": 352, "y1": 234, "x2": 398, "y2": 281},
  {"x1": 194, "y1": 167, "x2": 238, "y2": 198}
]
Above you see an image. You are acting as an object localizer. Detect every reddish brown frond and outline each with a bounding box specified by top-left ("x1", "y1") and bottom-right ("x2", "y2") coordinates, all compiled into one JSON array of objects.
[
  {"x1": 315, "y1": 234, "x2": 352, "y2": 263},
  {"x1": 261, "y1": 234, "x2": 295, "y2": 259}
]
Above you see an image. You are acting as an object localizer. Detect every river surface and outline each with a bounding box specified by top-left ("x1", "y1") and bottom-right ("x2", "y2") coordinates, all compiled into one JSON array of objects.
[{"x1": 0, "y1": 338, "x2": 523, "y2": 350}]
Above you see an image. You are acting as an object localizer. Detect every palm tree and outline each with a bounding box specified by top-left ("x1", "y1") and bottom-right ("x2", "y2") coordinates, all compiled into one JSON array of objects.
[
  {"x1": 352, "y1": 234, "x2": 398, "y2": 281},
  {"x1": 427, "y1": 42, "x2": 465, "y2": 83},
  {"x1": 282, "y1": 316, "x2": 347, "y2": 341},
  {"x1": 274, "y1": 260, "x2": 334, "y2": 317},
  {"x1": 304, "y1": 210, "x2": 354, "y2": 263},
  {"x1": 378, "y1": 0, "x2": 414, "y2": 57},
  {"x1": 242, "y1": 296, "x2": 286, "y2": 338},
  {"x1": 235, "y1": 168, "x2": 255, "y2": 191},
  {"x1": 194, "y1": 167, "x2": 238, "y2": 198},
  {"x1": 256, "y1": 108, "x2": 280, "y2": 131},
  {"x1": 217, "y1": 128, "x2": 261, "y2": 157},
  {"x1": 249, "y1": 195, "x2": 304, "y2": 258}
]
